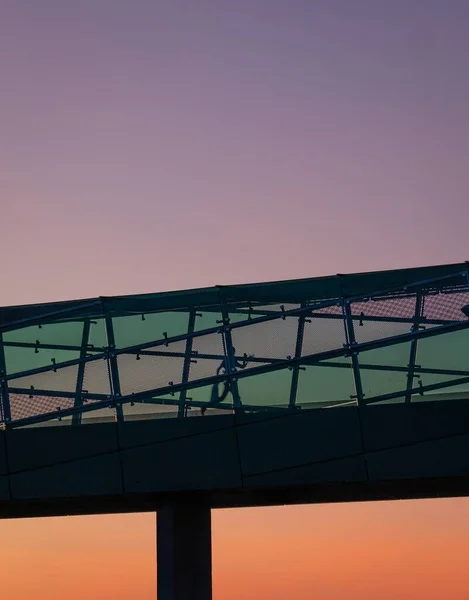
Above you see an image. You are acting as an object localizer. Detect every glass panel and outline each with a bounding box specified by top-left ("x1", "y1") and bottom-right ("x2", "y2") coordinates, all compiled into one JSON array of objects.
[
  {"x1": 237, "y1": 369, "x2": 292, "y2": 408},
  {"x1": 4, "y1": 321, "x2": 84, "y2": 347},
  {"x1": 194, "y1": 309, "x2": 223, "y2": 332},
  {"x1": 88, "y1": 319, "x2": 108, "y2": 350},
  {"x1": 4, "y1": 345, "x2": 79, "y2": 375},
  {"x1": 186, "y1": 384, "x2": 234, "y2": 416},
  {"x1": 3, "y1": 319, "x2": 107, "y2": 375},
  {"x1": 358, "y1": 342, "x2": 411, "y2": 402},
  {"x1": 414, "y1": 329, "x2": 469, "y2": 400},
  {"x1": 296, "y1": 359, "x2": 355, "y2": 407},
  {"x1": 112, "y1": 311, "x2": 189, "y2": 349}
]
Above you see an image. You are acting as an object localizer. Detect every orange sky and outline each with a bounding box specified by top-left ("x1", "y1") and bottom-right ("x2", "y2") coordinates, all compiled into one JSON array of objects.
[{"x1": 2, "y1": 498, "x2": 469, "y2": 599}]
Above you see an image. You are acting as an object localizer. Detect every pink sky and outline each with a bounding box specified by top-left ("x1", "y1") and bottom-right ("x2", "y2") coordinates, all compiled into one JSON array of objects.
[{"x1": 1, "y1": 1, "x2": 469, "y2": 598}]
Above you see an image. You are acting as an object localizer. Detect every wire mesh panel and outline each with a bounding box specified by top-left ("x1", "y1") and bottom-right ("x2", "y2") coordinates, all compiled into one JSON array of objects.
[
  {"x1": 302, "y1": 305, "x2": 347, "y2": 356},
  {"x1": 350, "y1": 296, "x2": 416, "y2": 344},
  {"x1": 230, "y1": 314, "x2": 298, "y2": 362},
  {"x1": 82, "y1": 356, "x2": 112, "y2": 396},
  {"x1": 188, "y1": 332, "x2": 226, "y2": 381},
  {"x1": 9, "y1": 392, "x2": 76, "y2": 423},
  {"x1": 116, "y1": 340, "x2": 186, "y2": 397},
  {"x1": 422, "y1": 290, "x2": 469, "y2": 326},
  {"x1": 0, "y1": 386, "x2": 5, "y2": 423}
]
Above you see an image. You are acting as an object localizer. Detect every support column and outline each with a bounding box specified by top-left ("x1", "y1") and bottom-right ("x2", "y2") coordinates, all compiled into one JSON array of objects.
[{"x1": 157, "y1": 504, "x2": 212, "y2": 600}]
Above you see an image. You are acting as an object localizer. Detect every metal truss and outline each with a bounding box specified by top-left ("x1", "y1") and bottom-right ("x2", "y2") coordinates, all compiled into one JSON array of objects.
[{"x1": 1, "y1": 264, "x2": 469, "y2": 428}]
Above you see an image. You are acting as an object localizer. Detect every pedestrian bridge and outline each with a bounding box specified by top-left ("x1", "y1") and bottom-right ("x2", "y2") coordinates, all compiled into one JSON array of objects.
[{"x1": 1, "y1": 262, "x2": 469, "y2": 599}]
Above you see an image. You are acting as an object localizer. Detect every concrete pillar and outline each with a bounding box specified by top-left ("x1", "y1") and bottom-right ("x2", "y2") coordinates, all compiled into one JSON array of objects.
[{"x1": 157, "y1": 504, "x2": 212, "y2": 600}]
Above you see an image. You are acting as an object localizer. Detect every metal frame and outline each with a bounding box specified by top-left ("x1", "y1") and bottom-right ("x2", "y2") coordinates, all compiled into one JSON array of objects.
[
  {"x1": 0, "y1": 333, "x2": 11, "y2": 423},
  {"x1": 72, "y1": 319, "x2": 92, "y2": 426},
  {"x1": 405, "y1": 294, "x2": 424, "y2": 403},
  {"x1": 288, "y1": 303, "x2": 308, "y2": 408},
  {"x1": 105, "y1": 313, "x2": 123, "y2": 422},
  {"x1": 220, "y1": 298, "x2": 242, "y2": 410},
  {"x1": 343, "y1": 300, "x2": 365, "y2": 406},
  {"x1": 177, "y1": 310, "x2": 197, "y2": 417},
  {"x1": 1, "y1": 264, "x2": 469, "y2": 428}
]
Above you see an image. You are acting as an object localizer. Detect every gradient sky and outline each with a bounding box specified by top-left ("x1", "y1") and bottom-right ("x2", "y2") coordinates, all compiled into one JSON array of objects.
[{"x1": 1, "y1": 1, "x2": 469, "y2": 598}]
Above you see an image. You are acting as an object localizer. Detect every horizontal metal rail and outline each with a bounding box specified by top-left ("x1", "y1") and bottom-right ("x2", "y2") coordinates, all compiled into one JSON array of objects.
[
  {"x1": 0, "y1": 300, "x2": 103, "y2": 334},
  {"x1": 364, "y1": 376, "x2": 469, "y2": 406}
]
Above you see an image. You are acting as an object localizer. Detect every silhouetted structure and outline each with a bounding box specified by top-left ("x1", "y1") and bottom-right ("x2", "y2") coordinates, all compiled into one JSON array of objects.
[{"x1": 1, "y1": 262, "x2": 469, "y2": 599}]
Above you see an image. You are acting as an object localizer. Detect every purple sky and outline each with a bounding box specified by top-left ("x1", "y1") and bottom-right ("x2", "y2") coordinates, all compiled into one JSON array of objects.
[{"x1": 1, "y1": 0, "x2": 468, "y2": 306}]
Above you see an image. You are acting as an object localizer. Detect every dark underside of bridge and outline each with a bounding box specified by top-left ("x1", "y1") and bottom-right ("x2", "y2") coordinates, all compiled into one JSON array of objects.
[
  {"x1": 2, "y1": 476, "x2": 469, "y2": 521},
  {"x1": 1, "y1": 399, "x2": 469, "y2": 520}
]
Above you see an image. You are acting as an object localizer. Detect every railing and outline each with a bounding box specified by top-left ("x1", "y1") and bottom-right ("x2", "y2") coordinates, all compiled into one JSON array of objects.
[{"x1": 1, "y1": 267, "x2": 469, "y2": 428}]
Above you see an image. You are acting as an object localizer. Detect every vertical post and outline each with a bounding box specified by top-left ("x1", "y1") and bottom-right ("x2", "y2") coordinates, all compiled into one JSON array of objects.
[
  {"x1": 0, "y1": 334, "x2": 11, "y2": 424},
  {"x1": 72, "y1": 319, "x2": 91, "y2": 426},
  {"x1": 289, "y1": 304, "x2": 307, "y2": 408},
  {"x1": 105, "y1": 314, "x2": 123, "y2": 422},
  {"x1": 178, "y1": 310, "x2": 197, "y2": 417},
  {"x1": 157, "y1": 504, "x2": 212, "y2": 600},
  {"x1": 219, "y1": 299, "x2": 242, "y2": 410},
  {"x1": 405, "y1": 293, "x2": 423, "y2": 403},
  {"x1": 343, "y1": 300, "x2": 365, "y2": 405}
]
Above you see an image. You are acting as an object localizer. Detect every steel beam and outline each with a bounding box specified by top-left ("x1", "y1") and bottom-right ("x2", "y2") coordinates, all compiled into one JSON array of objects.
[
  {"x1": 0, "y1": 334, "x2": 11, "y2": 423},
  {"x1": 343, "y1": 300, "x2": 364, "y2": 405},
  {"x1": 178, "y1": 310, "x2": 197, "y2": 417},
  {"x1": 72, "y1": 319, "x2": 92, "y2": 426},
  {"x1": 220, "y1": 300, "x2": 242, "y2": 410},
  {"x1": 405, "y1": 294, "x2": 423, "y2": 403},
  {"x1": 288, "y1": 305, "x2": 307, "y2": 408},
  {"x1": 105, "y1": 315, "x2": 123, "y2": 423}
]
